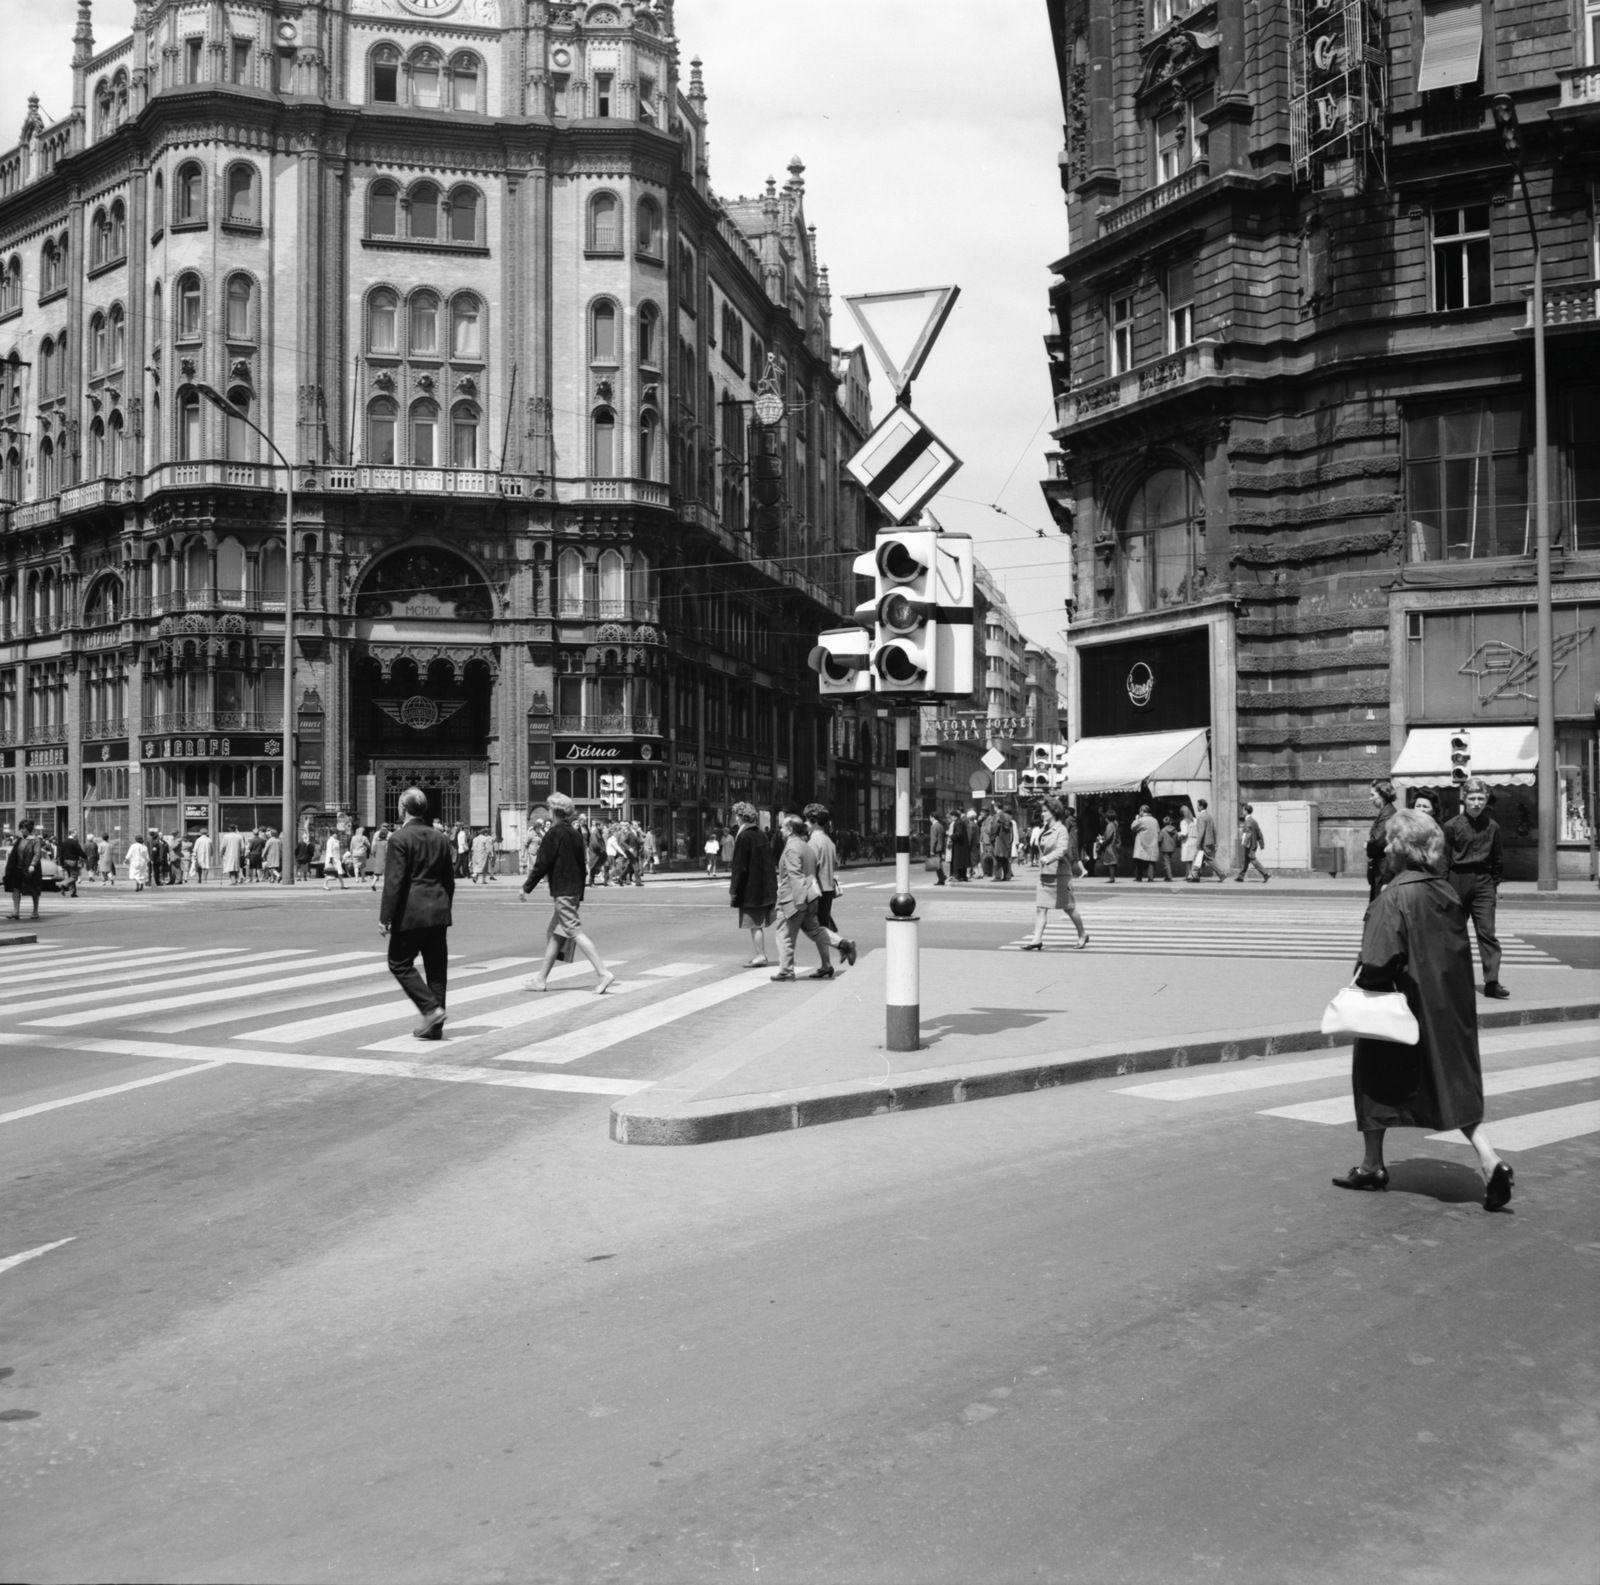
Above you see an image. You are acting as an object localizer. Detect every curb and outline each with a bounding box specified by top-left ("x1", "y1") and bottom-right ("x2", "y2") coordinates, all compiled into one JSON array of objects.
[
  {"x1": 609, "y1": 998, "x2": 1600, "y2": 1146},
  {"x1": 0, "y1": 933, "x2": 37, "y2": 948}
]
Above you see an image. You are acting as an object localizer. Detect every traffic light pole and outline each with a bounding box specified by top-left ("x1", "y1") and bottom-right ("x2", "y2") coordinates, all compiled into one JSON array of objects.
[{"x1": 885, "y1": 707, "x2": 919, "y2": 1051}]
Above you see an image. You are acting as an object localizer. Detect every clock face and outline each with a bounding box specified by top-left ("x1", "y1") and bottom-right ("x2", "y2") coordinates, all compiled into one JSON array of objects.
[{"x1": 398, "y1": 0, "x2": 462, "y2": 14}]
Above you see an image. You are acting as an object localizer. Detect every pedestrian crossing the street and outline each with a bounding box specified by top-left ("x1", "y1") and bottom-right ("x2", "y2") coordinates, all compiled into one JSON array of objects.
[
  {"x1": 0, "y1": 936, "x2": 800, "y2": 1123},
  {"x1": 997, "y1": 904, "x2": 1566, "y2": 966},
  {"x1": 1113, "y1": 1025, "x2": 1600, "y2": 1155}
]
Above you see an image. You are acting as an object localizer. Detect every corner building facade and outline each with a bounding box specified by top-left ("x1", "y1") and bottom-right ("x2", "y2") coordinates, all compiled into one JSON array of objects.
[
  {"x1": 0, "y1": 0, "x2": 869, "y2": 861},
  {"x1": 1043, "y1": 0, "x2": 1600, "y2": 877}
]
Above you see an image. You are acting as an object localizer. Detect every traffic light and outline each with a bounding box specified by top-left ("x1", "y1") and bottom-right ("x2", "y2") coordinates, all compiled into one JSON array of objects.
[
  {"x1": 1449, "y1": 729, "x2": 1471, "y2": 785},
  {"x1": 808, "y1": 626, "x2": 872, "y2": 696},
  {"x1": 851, "y1": 528, "x2": 976, "y2": 697},
  {"x1": 598, "y1": 773, "x2": 627, "y2": 809},
  {"x1": 1019, "y1": 768, "x2": 1048, "y2": 799}
]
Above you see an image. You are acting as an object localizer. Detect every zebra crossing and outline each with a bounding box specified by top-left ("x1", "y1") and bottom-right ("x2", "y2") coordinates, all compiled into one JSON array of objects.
[
  {"x1": 0, "y1": 937, "x2": 779, "y2": 1119},
  {"x1": 1114, "y1": 1024, "x2": 1600, "y2": 1153},
  {"x1": 998, "y1": 902, "x2": 1566, "y2": 965}
]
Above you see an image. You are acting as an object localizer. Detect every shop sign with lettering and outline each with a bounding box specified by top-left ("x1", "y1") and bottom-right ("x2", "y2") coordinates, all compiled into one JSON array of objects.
[
  {"x1": 25, "y1": 747, "x2": 68, "y2": 768},
  {"x1": 88, "y1": 740, "x2": 130, "y2": 763},
  {"x1": 142, "y1": 735, "x2": 284, "y2": 761},
  {"x1": 673, "y1": 749, "x2": 698, "y2": 769},
  {"x1": 1289, "y1": 0, "x2": 1384, "y2": 193},
  {"x1": 556, "y1": 740, "x2": 660, "y2": 763}
]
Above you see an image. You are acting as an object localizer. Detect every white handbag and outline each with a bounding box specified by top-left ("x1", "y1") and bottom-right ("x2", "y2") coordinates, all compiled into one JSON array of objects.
[{"x1": 1321, "y1": 981, "x2": 1420, "y2": 1045}]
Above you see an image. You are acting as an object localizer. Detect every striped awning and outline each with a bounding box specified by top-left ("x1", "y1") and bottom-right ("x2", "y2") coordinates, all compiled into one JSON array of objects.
[
  {"x1": 1391, "y1": 726, "x2": 1538, "y2": 788},
  {"x1": 1064, "y1": 727, "x2": 1211, "y2": 797}
]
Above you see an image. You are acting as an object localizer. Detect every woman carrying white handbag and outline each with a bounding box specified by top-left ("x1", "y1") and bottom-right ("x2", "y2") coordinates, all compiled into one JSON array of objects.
[{"x1": 1326, "y1": 809, "x2": 1512, "y2": 1210}]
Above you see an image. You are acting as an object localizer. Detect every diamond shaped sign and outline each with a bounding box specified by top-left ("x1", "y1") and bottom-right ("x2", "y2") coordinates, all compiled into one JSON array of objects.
[
  {"x1": 843, "y1": 286, "x2": 960, "y2": 399},
  {"x1": 981, "y1": 747, "x2": 1007, "y2": 773}
]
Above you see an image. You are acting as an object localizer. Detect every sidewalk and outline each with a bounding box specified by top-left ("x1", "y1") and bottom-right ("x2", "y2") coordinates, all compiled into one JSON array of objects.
[{"x1": 611, "y1": 944, "x2": 1600, "y2": 1145}]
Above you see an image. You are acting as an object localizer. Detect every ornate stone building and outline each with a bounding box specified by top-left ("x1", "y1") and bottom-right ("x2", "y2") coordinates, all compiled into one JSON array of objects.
[
  {"x1": 1043, "y1": 0, "x2": 1600, "y2": 876},
  {"x1": 0, "y1": 0, "x2": 868, "y2": 860}
]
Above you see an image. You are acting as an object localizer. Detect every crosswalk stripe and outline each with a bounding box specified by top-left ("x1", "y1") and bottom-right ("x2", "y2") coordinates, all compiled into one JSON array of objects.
[
  {"x1": 244, "y1": 961, "x2": 548, "y2": 1044},
  {"x1": 5, "y1": 950, "x2": 318, "y2": 1019},
  {"x1": 1117, "y1": 1057, "x2": 1353, "y2": 1101},
  {"x1": 640, "y1": 962, "x2": 712, "y2": 978},
  {"x1": 491, "y1": 971, "x2": 769, "y2": 1066},
  {"x1": 0, "y1": 947, "x2": 247, "y2": 986},
  {"x1": 56, "y1": 1037, "x2": 650, "y2": 1097},
  {"x1": 360, "y1": 968, "x2": 642, "y2": 1051},
  {"x1": 1432, "y1": 1101, "x2": 1600, "y2": 1151},
  {"x1": 1259, "y1": 1054, "x2": 1600, "y2": 1125}
]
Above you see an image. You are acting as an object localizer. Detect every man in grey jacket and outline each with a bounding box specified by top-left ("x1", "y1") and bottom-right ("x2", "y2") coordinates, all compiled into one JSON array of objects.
[{"x1": 1184, "y1": 799, "x2": 1226, "y2": 882}]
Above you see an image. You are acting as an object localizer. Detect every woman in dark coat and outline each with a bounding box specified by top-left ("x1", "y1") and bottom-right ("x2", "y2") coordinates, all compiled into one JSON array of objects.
[
  {"x1": 949, "y1": 808, "x2": 971, "y2": 882},
  {"x1": 1365, "y1": 778, "x2": 1397, "y2": 899},
  {"x1": 728, "y1": 801, "x2": 778, "y2": 967},
  {"x1": 1334, "y1": 809, "x2": 1512, "y2": 1210}
]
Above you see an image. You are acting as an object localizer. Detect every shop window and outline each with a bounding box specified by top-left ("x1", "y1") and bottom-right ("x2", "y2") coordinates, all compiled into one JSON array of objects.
[
  {"x1": 1118, "y1": 467, "x2": 1203, "y2": 614},
  {"x1": 1557, "y1": 728, "x2": 1594, "y2": 845},
  {"x1": 1404, "y1": 398, "x2": 1528, "y2": 560},
  {"x1": 1432, "y1": 206, "x2": 1491, "y2": 311},
  {"x1": 1563, "y1": 388, "x2": 1600, "y2": 554}
]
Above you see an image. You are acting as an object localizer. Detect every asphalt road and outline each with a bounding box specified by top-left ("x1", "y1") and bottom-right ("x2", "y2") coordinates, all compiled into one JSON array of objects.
[{"x1": 2, "y1": 876, "x2": 1597, "y2": 1583}]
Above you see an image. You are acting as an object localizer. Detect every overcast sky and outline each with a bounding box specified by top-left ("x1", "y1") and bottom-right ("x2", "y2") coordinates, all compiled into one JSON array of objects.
[{"x1": 5, "y1": 0, "x2": 1073, "y2": 649}]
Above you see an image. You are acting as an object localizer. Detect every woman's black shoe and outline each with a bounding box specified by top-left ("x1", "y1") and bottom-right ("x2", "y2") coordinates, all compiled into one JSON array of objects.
[
  {"x1": 1020, "y1": 939, "x2": 1043, "y2": 951},
  {"x1": 1485, "y1": 1162, "x2": 1514, "y2": 1211},
  {"x1": 1332, "y1": 1166, "x2": 1389, "y2": 1192}
]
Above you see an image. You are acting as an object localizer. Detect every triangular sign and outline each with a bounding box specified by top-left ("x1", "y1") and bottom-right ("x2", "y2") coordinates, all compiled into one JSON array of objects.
[{"x1": 843, "y1": 285, "x2": 960, "y2": 399}]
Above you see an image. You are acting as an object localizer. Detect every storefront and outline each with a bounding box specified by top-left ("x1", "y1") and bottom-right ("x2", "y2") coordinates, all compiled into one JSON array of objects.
[
  {"x1": 138, "y1": 731, "x2": 287, "y2": 842},
  {"x1": 548, "y1": 737, "x2": 667, "y2": 837},
  {"x1": 1396, "y1": 598, "x2": 1598, "y2": 879}
]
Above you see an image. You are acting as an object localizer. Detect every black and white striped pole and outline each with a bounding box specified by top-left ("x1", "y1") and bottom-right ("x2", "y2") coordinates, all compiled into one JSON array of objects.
[{"x1": 885, "y1": 707, "x2": 919, "y2": 1051}]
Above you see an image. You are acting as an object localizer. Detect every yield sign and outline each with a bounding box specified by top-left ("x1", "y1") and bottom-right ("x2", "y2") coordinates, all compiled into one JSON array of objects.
[
  {"x1": 846, "y1": 404, "x2": 962, "y2": 525},
  {"x1": 843, "y1": 285, "x2": 960, "y2": 399}
]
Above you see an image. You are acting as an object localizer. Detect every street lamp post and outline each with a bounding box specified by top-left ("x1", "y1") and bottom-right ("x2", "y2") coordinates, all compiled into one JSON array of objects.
[
  {"x1": 193, "y1": 383, "x2": 296, "y2": 884},
  {"x1": 1491, "y1": 95, "x2": 1557, "y2": 892}
]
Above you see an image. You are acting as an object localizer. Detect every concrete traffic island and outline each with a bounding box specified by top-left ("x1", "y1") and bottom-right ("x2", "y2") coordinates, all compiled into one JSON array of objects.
[{"x1": 610, "y1": 944, "x2": 1600, "y2": 1145}]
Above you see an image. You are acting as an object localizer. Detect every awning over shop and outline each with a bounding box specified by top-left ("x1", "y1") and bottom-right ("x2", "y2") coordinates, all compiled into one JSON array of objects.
[
  {"x1": 1065, "y1": 727, "x2": 1211, "y2": 799},
  {"x1": 1391, "y1": 726, "x2": 1538, "y2": 788}
]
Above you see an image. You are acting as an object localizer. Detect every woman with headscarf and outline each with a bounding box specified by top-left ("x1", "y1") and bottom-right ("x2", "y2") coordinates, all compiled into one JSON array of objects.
[
  {"x1": 728, "y1": 802, "x2": 778, "y2": 967},
  {"x1": 1021, "y1": 798, "x2": 1089, "y2": 951},
  {"x1": 1333, "y1": 809, "x2": 1512, "y2": 1211},
  {"x1": 1366, "y1": 779, "x2": 1397, "y2": 900},
  {"x1": 771, "y1": 814, "x2": 834, "y2": 982}
]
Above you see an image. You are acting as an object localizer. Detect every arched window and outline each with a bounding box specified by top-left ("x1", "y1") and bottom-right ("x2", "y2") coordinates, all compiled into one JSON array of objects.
[
  {"x1": 370, "y1": 43, "x2": 400, "y2": 103},
  {"x1": 175, "y1": 161, "x2": 204, "y2": 224},
  {"x1": 448, "y1": 185, "x2": 479, "y2": 244},
  {"x1": 151, "y1": 171, "x2": 165, "y2": 233},
  {"x1": 216, "y1": 537, "x2": 246, "y2": 598},
  {"x1": 599, "y1": 549, "x2": 625, "y2": 608},
  {"x1": 588, "y1": 192, "x2": 619, "y2": 252},
  {"x1": 88, "y1": 417, "x2": 105, "y2": 477},
  {"x1": 639, "y1": 409, "x2": 660, "y2": 481},
  {"x1": 409, "y1": 290, "x2": 439, "y2": 356},
  {"x1": 110, "y1": 199, "x2": 126, "y2": 257},
  {"x1": 558, "y1": 547, "x2": 584, "y2": 613},
  {"x1": 451, "y1": 403, "x2": 479, "y2": 468},
  {"x1": 185, "y1": 540, "x2": 209, "y2": 592},
  {"x1": 1118, "y1": 467, "x2": 1203, "y2": 615},
  {"x1": 90, "y1": 312, "x2": 107, "y2": 373},
  {"x1": 148, "y1": 391, "x2": 160, "y2": 465},
  {"x1": 592, "y1": 407, "x2": 616, "y2": 476},
  {"x1": 226, "y1": 275, "x2": 253, "y2": 340},
  {"x1": 38, "y1": 437, "x2": 55, "y2": 496},
  {"x1": 368, "y1": 289, "x2": 398, "y2": 353},
  {"x1": 225, "y1": 163, "x2": 258, "y2": 225},
  {"x1": 261, "y1": 543, "x2": 287, "y2": 603},
  {"x1": 92, "y1": 207, "x2": 109, "y2": 267},
  {"x1": 367, "y1": 398, "x2": 397, "y2": 464},
  {"x1": 591, "y1": 300, "x2": 617, "y2": 361},
  {"x1": 2, "y1": 448, "x2": 20, "y2": 502},
  {"x1": 636, "y1": 196, "x2": 661, "y2": 257},
  {"x1": 450, "y1": 52, "x2": 481, "y2": 111},
  {"x1": 96, "y1": 82, "x2": 112, "y2": 139},
  {"x1": 38, "y1": 337, "x2": 53, "y2": 397},
  {"x1": 84, "y1": 575, "x2": 122, "y2": 626},
  {"x1": 108, "y1": 303, "x2": 126, "y2": 367},
  {"x1": 107, "y1": 410, "x2": 124, "y2": 474},
  {"x1": 630, "y1": 550, "x2": 652, "y2": 607},
  {"x1": 450, "y1": 295, "x2": 481, "y2": 358},
  {"x1": 176, "y1": 273, "x2": 202, "y2": 339},
  {"x1": 177, "y1": 389, "x2": 202, "y2": 460},
  {"x1": 410, "y1": 399, "x2": 439, "y2": 466},
  {"x1": 224, "y1": 387, "x2": 253, "y2": 460},
  {"x1": 638, "y1": 302, "x2": 660, "y2": 367},
  {"x1": 411, "y1": 48, "x2": 443, "y2": 107},
  {"x1": 0, "y1": 256, "x2": 19, "y2": 314},
  {"x1": 369, "y1": 179, "x2": 398, "y2": 237},
  {"x1": 40, "y1": 240, "x2": 58, "y2": 295},
  {"x1": 409, "y1": 181, "x2": 440, "y2": 240}
]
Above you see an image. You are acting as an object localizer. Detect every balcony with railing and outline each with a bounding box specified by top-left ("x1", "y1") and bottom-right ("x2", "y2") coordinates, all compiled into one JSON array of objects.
[
  {"x1": 1056, "y1": 341, "x2": 1223, "y2": 430},
  {"x1": 548, "y1": 598, "x2": 661, "y2": 623},
  {"x1": 1558, "y1": 65, "x2": 1600, "y2": 109},
  {"x1": 553, "y1": 714, "x2": 660, "y2": 738},
  {"x1": 9, "y1": 497, "x2": 59, "y2": 530},
  {"x1": 26, "y1": 723, "x2": 68, "y2": 745},
  {"x1": 560, "y1": 476, "x2": 673, "y2": 508},
  {"x1": 1523, "y1": 280, "x2": 1600, "y2": 329},
  {"x1": 82, "y1": 716, "x2": 127, "y2": 741},
  {"x1": 126, "y1": 588, "x2": 286, "y2": 618},
  {"x1": 141, "y1": 711, "x2": 280, "y2": 736},
  {"x1": 1097, "y1": 161, "x2": 1211, "y2": 236}
]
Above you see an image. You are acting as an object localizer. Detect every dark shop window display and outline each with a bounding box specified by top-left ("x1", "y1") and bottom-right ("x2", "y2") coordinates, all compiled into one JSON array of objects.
[{"x1": 1078, "y1": 627, "x2": 1211, "y2": 738}]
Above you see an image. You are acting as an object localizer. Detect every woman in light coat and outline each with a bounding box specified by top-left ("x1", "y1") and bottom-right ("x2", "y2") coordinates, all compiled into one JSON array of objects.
[
  {"x1": 1130, "y1": 803, "x2": 1161, "y2": 882},
  {"x1": 97, "y1": 833, "x2": 117, "y2": 885},
  {"x1": 771, "y1": 815, "x2": 833, "y2": 982},
  {"x1": 1178, "y1": 805, "x2": 1198, "y2": 879},
  {"x1": 1021, "y1": 799, "x2": 1089, "y2": 950},
  {"x1": 322, "y1": 830, "x2": 346, "y2": 891},
  {"x1": 125, "y1": 835, "x2": 151, "y2": 893},
  {"x1": 369, "y1": 825, "x2": 390, "y2": 891},
  {"x1": 1334, "y1": 810, "x2": 1511, "y2": 1210}
]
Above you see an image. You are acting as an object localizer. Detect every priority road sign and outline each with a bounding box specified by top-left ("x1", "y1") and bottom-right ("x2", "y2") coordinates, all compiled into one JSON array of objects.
[
  {"x1": 846, "y1": 405, "x2": 962, "y2": 526},
  {"x1": 981, "y1": 747, "x2": 1007, "y2": 772}
]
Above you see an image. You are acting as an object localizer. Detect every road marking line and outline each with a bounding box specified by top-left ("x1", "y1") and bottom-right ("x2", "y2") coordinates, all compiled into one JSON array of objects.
[
  {"x1": 0, "y1": 946, "x2": 258, "y2": 994},
  {"x1": 640, "y1": 962, "x2": 712, "y2": 978},
  {"x1": 5, "y1": 949, "x2": 320, "y2": 1019},
  {"x1": 360, "y1": 981, "x2": 642, "y2": 1052},
  {"x1": 0, "y1": 1063, "x2": 225, "y2": 1124},
  {"x1": 58, "y1": 1038, "x2": 649, "y2": 1097},
  {"x1": 490, "y1": 971, "x2": 769, "y2": 1066},
  {"x1": 1117, "y1": 1056, "x2": 1353, "y2": 1100},
  {"x1": 0, "y1": 1237, "x2": 76, "y2": 1276},
  {"x1": 1432, "y1": 1100, "x2": 1600, "y2": 1151},
  {"x1": 243, "y1": 961, "x2": 546, "y2": 1043},
  {"x1": 21, "y1": 952, "x2": 378, "y2": 1027},
  {"x1": 0, "y1": 946, "x2": 216, "y2": 977},
  {"x1": 1260, "y1": 1055, "x2": 1600, "y2": 1126}
]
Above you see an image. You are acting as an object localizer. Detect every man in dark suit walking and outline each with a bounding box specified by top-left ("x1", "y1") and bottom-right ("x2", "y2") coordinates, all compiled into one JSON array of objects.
[{"x1": 379, "y1": 787, "x2": 457, "y2": 1039}]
